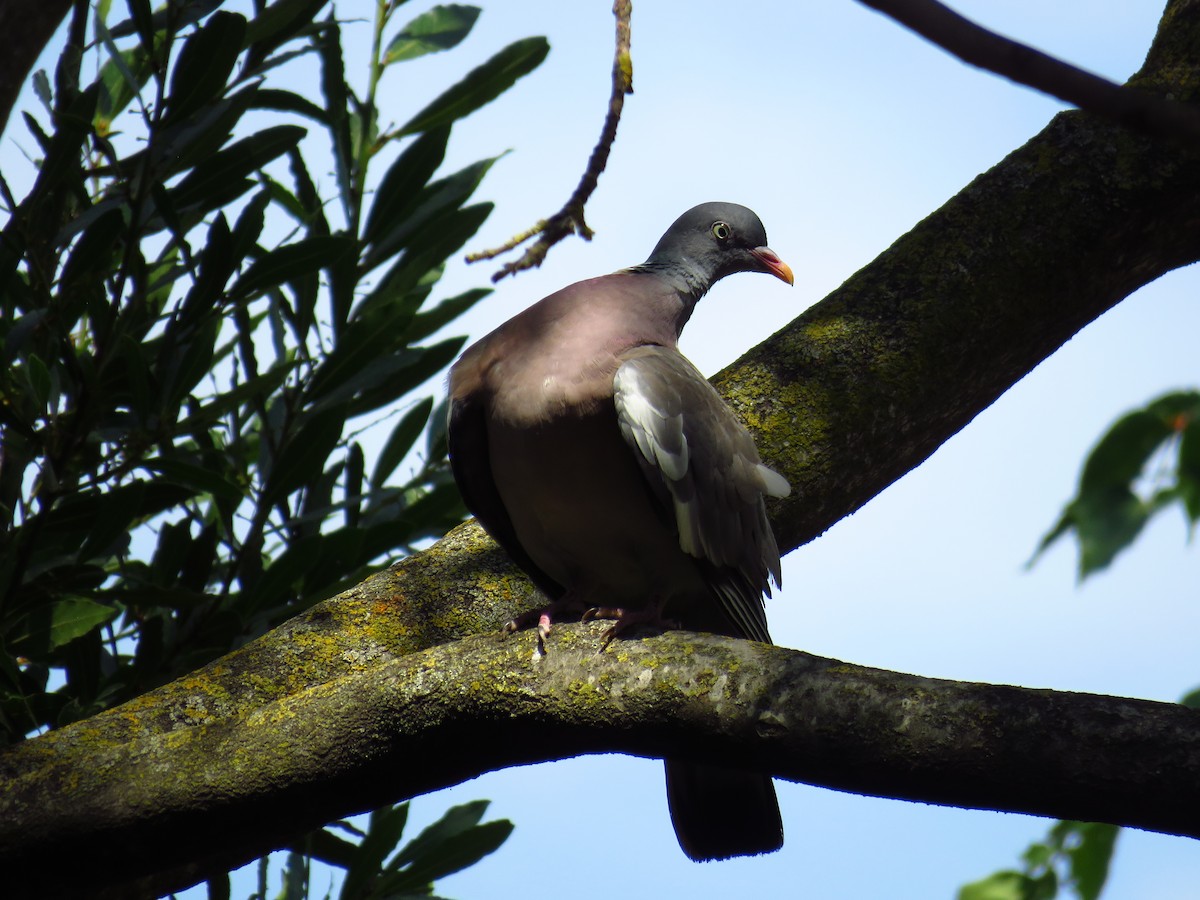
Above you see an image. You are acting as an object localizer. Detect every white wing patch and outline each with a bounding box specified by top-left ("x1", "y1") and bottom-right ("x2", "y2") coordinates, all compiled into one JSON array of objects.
[
  {"x1": 614, "y1": 364, "x2": 690, "y2": 482},
  {"x1": 756, "y1": 463, "x2": 791, "y2": 499}
]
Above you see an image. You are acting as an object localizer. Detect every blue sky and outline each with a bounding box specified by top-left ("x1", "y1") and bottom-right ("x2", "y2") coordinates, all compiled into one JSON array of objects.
[{"x1": 7, "y1": 2, "x2": 1200, "y2": 898}]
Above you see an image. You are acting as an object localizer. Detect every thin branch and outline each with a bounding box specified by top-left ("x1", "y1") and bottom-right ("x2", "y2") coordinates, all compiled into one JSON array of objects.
[
  {"x1": 858, "y1": 0, "x2": 1200, "y2": 148},
  {"x1": 466, "y1": 0, "x2": 633, "y2": 281}
]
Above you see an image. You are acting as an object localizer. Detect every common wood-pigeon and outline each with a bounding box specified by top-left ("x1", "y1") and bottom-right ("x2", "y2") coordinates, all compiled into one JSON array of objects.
[{"x1": 447, "y1": 202, "x2": 793, "y2": 861}]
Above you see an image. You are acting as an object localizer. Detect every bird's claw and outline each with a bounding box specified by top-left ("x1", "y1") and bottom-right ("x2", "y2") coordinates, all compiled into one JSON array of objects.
[
  {"x1": 583, "y1": 604, "x2": 678, "y2": 652},
  {"x1": 503, "y1": 597, "x2": 589, "y2": 653}
]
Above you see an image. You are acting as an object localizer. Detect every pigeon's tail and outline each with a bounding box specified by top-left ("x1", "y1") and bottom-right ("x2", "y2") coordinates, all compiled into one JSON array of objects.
[{"x1": 664, "y1": 759, "x2": 783, "y2": 861}]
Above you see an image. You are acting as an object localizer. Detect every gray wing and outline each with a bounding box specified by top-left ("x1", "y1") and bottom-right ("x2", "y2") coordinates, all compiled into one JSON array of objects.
[{"x1": 613, "y1": 345, "x2": 789, "y2": 643}]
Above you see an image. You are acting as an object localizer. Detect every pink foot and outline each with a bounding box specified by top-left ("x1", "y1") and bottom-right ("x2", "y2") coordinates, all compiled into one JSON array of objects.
[{"x1": 503, "y1": 596, "x2": 589, "y2": 652}]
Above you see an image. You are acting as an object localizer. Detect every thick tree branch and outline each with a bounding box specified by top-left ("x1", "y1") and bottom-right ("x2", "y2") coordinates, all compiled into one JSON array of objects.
[
  {"x1": 2, "y1": 628, "x2": 1198, "y2": 896},
  {"x1": 857, "y1": 0, "x2": 1200, "y2": 147},
  {"x1": 5, "y1": 2, "x2": 1200, "y2": 896}
]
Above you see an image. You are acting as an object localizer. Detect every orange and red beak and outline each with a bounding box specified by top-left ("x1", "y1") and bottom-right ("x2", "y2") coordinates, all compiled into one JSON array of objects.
[{"x1": 751, "y1": 246, "x2": 794, "y2": 285}]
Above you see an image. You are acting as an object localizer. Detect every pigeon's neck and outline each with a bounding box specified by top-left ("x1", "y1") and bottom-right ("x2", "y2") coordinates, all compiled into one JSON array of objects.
[{"x1": 621, "y1": 258, "x2": 714, "y2": 303}]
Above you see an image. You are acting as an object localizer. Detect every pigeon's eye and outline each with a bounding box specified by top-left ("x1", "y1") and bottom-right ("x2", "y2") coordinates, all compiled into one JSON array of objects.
[{"x1": 711, "y1": 221, "x2": 732, "y2": 241}]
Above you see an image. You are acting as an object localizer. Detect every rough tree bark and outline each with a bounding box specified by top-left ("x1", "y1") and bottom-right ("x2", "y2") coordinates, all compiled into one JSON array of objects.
[{"x1": 4, "y1": 2, "x2": 1200, "y2": 898}]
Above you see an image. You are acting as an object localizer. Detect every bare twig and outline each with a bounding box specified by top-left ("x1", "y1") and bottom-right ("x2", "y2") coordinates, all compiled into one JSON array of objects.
[
  {"x1": 859, "y1": 0, "x2": 1200, "y2": 148},
  {"x1": 467, "y1": 0, "x2": 634, "y2": 282}
]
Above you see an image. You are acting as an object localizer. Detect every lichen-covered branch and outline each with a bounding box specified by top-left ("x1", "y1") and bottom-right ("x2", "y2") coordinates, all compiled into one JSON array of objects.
[{"x1": 3, "y1": 627, "x2": 1198, "y2": 897}]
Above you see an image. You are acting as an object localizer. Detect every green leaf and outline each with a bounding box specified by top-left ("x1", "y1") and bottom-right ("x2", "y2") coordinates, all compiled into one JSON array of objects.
[
  {"x1": 344, "y1": 442, "x2": 364, "y2": 528},
  {"x1": 316, "y1": 13, "x2": 353, "y2": 208},
  {"x1": 231, "y1": 234, "x2": 355, "y2": 299},
  {"x1": 126, "y1": 0, "x2": 156, "y2": 53},
  {"x1": 74, "y1": 476, "x2": 145, "y2": 561},
  {"x1": 32, "y1": 69, "x2": 53, "y2": 114},
  {"x1": 384, "y1": 5, "x2": 481, "y2": 65},
  {"x1": 1079, "y1": 410, "x2": 1170, "y2": 492},
  {"x1": 251, "y1": 87, "x2": 331, "y2": 124},
  {"x1": 106, "y1": 0, "x2": 220, "y2": 41},
  {"x1": 244, "y1": 0, "x2": 331, "y2": 65},
  {"x1": 144, "y1": 88, "x2": 261, "y2": 181},
  {"x1": 390, "y1": 800, "x2": 488, "y2": 870},
  {"x1": 7, "y1": 598, "x2": 120, "y2": 656},
  {"x1": 142, "y1": 457, "x2": 243, "y2": 506},
  {"x1": 248, "y1": 535, "x2": 322, "y2": 612},
  {"x1": 1064, "y1": 821, "x2": 1118, "y2": 900},
  {"x1": 33, "y1": 83, "x2": 98, "y2": 197},
  {"x1": 1180, "y1": 685, "x2": 1200, "y2": 709},
  {"x1": 287, "y1": 827, "x2": 360, "y2": 870},
  {"x1": 262, "y1": 406, "x2": 347, "y2": 504},
  {"x1": 396, "y1": 37, "x2": 549, "y2": 136},
  {"x1": 1179, "y1": 418, "x2": 1200, "y2": 523},
  {"x1": 373, "y1": 202, "x2": 491, "y2": 301},
  {"x1": 371, "y1": 398, "x2": 434, "y2": 489},
  {"x1": 402, "y1": 288, "x2": 488, "y2": 344},
  {"x1": 1032, "y1": 391, "x2": 1200, "y2": 575},
  {"x1": 383, "y1": 820, "x2": 513, "y2": 894},
  {"x1": 363, "y1": 156, "x2": 499, "y2": 272},
  {"x1": 94, "y1": 45, "x2": 153, "y2": 132},
  {"x1": 306, "y1": 300, "x2": 416, "y2": 402},
  {"x1": 163, "y1": 314, "x2": 222, "y2": 405},
  {"x1": 24, "y1": 354, "x2": 54, "y2": 411},
  {"x1": 231, "y1": 190, "x2": 272, "y2": 265},
  {"x1": 339, "y1": 803, "x2": 410, "y2": 900},
  {"x1": 1073, "y1": 488, "x2": 1148, "y2": 578},
  {"x1": 957, "y1": 871, "x2": 1029, "y2": 900},
  {"x1": 59, "y1": 206, "x2": 124, "y2": 298},
  {"x1": 165, "y1": 11, "x2": 247, "y2": 123},
  {"x1": 346, "y1": 338, "x2": 464, "y2": 419},
  {"x1": 361, "y1": 126, "x2": 451, "y2": 249},
  {"x1": 1145, "y1": 389, "x2": 1200, "y2": 422},
  {"x1": 169, "y1": 124, "x2": 306, "y2": 214}
]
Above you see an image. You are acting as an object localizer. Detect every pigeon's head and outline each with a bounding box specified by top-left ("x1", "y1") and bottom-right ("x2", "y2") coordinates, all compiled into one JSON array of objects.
[{"x1": 644, "y1": 202, "x2": 794, "y2": 293}]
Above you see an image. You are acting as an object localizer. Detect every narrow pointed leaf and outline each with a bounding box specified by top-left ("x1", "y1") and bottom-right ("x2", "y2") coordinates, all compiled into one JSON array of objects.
[
  {"x1": 396, "y1": 37, "x2": 548, "y2": 136},
  {"x1": 384, "y1": 5, "x2": 481, "y2": 64},
  {"x1": 245, "y1": 0, "x2": 331, "y2": 64},
  {"x1": 231, "y1": 235, "x2": 355, "y2": 299},
  {"x1": 169, "y1": 124, "x2": 306, "y2": 213},
  {"x1": 339, "y1": 804, "x2": 410, "y2": 900},
  {"x1": 165, "y1": 11, "x2": 247, "y2": 123},
  {"x1": 7, "y1": 598, "x2": 120, "y2": 656},
  {"x1": 385, "y1": 820, "x2": 513, "y2": 890},
  {"x1": 362, "y1": 126, "x2": 451, "y2": 247},
  {"x1": 389, "y1": 800, "x2": 488, "y2": 869},
  {"x1": 1065, "y1": 822, "x2": 1119, "y2": 900},
  {"x1": 402, "y1": 288, "x2": 489, "y2": 344},
  {"x1": 363, "y1": 156, "x2": 498, "y2": 271},
  {"x1": 1079, "y1": 410, "x2": 1170, "y2": 492},
  {"x1": 371, "y1": 398, "x2": 434, "y2": 488}
]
